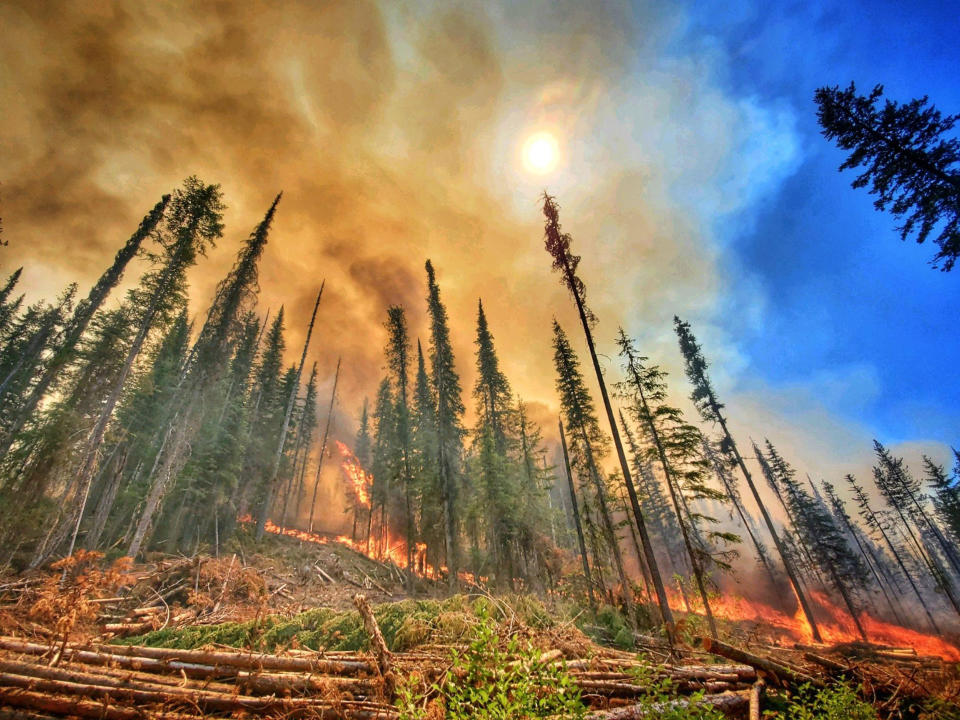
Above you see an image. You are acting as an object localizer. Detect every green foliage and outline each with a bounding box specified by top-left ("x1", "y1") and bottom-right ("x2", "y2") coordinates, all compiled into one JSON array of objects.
[
  {"x1": 396, "y1": 609, "x2": 586, "y2": 720},
  {"x1": 782, "y1": 682, "x2": 877, "y2": 720},
  {"x1": 815, "y1": 83, "x2": 960, "y2": 270}
]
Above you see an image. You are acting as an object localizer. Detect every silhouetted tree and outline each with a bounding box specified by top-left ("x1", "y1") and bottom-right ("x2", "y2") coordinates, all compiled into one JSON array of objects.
[{"x1": 815, "y1": 83, "x2": 960, "y2": 269}]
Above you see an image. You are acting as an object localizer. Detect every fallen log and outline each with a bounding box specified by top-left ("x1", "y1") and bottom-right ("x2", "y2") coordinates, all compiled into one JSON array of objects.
[
  {"x1": 353, "y1": 593, "x2": 395, "y2": 699},
  {"x1": 700, "y1": 637, "x2": 817, "y2": 688},
  {"x1": 0, "y1": 689, "x2": 198, "y2": 720},
  {"x1": 587, "y1": 690, "x2": 750, "y2": 718},
  {"x1": 749, "y1": 679, "x2": 764, "y2": 720},
  {"x1": 0, "y1": 672, "x2": 397, "y2": 719}
]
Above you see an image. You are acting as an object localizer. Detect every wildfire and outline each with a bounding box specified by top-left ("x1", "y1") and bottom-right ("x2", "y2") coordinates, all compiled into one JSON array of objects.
[
  {"x1": 663, "y1": 585, "x2": 960, "y2": 661},
  {"x1": 336, "y1": 441, "x2": 371, "y2": 508}
]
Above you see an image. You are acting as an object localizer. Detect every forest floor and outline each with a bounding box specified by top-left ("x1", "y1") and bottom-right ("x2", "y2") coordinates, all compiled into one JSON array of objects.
[{"x1": 0, "y1": 529, "x2": 958, "y2": 719}]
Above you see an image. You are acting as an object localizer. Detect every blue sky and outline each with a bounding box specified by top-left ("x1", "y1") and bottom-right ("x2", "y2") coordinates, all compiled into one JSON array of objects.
[{"x1": 666, "y1": 1, "x2": 960, "y2": 447}]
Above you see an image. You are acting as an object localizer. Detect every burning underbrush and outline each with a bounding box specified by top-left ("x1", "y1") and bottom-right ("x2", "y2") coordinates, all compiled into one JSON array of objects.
[{"x1": 2, "y1": 529, "x2": 960, "y2": 718}]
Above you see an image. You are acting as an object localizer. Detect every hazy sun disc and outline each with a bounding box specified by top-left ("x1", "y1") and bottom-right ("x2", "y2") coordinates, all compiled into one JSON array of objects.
[{"x1": 523, "y1": 132, "x2": 559, "y2": 174}]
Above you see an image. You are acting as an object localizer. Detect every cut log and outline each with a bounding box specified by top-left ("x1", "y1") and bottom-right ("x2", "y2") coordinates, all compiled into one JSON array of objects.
[
  {"x1": 587, "y1": 690, "x2": 749, "y2": 718},
  {"x1": 700, "y1": 637, "x2": 817, "y2": 688},
  {"x1": 353, "y1": 593, "x2": 395, "y2": 699},
  {"x1": 749, "y1": 679, "x2": 764, "y2": 720}
]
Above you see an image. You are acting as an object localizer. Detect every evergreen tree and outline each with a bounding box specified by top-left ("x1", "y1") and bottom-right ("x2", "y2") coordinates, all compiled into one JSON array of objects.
[
  {"x1": 616, "y1": 330, "x2": 738, "y2": 638},
  {"x1": 558, "y1": 417, "x2": 596, "y2": 610},
  {"x1": 369, "y1": 377, "x2": 397, "y2": 556},
  {"x1": 847, "y1": 473, "x2": 940, "y2": 633},
  {"x1": 872, "y1": 441, "x2": 960, "y2": 617},
  {"x1": 925, "y1": 452, "x2": 960, "y2": 543},
  {"x1": 0, "y1": 194, "x2": 171, "y2": 459},
  {"x1": 134, "y1": 194, "x2": 279, "y2": 556},
  {"x1": 542, "y1": 194, "x2": 673, "y2": 640},
  {"x1": 822, "y1": 479, "x2": 906, "y2": 625},
  {"x1": 35, "y1": 178, "x2": 223, "y2": 565},
  {"x1": 471, "y1": 300, "x2": 520, "y2": 587},
  {"x1": 674, "y1": 315, "x2": 822, "y2": 642},
  {"x1": 763, "y1": 440, "x2": 869, "y2": 641},
  {"x1": 553, "y1": 321, "x2": 637, "y2": 629},
  {"x1": 411, "y1": 340, "x2": 441, "y2": 570},
  {"x1": 384, "y1": 305, "x2": 416, "y2": 580},
  {"x1": 815, "y1": 83, "x2": 960, "y2": 269},
  {"x1": 256, "y1": 285, "x2": 322, "y2": 541},
  {"x1": 425, "y1": 260, "x2": 465, "y2": 590}
]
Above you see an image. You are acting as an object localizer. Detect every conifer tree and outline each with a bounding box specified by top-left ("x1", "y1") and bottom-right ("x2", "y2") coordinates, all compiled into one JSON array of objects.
[
  {"x1": 925, "y1": 453, "x2": 960, "y2": 544},
  {"x1": 846, "y1": 474, "x2": 941, "y2": 633},
  {"x1": 559, "y1": 417, "x2": 596, "y2": 610},
  {"x1": 37, "y1": 178, "x2": 224, "y2": 564},
  {"x1": 763, "y1": 440, "x2": 869, "y2": 641},
  {"x1": 872, "y1": 442, "x2": 960, "y2": 618},
  {"x1": 132, "y1": 193, "x2": 278, "y2": 556},
  {"x1": 553, "y1": 321, "x2": 637, "y2": 630},
  {"x1": 822, "y1": 479, "x2": 905, "y2": 625},
  {"x1": 873, "y1": 441, "x2": 960, "y2": 577},
  {"x1": 674, "y1": 315, "x2": 822, "y2": 642},
  {"x1": 472, "y1": 300, "x2": 519, "y2": 586},
  {"x1": 384, "y1": 305, "x2": 417, "y2": 579},
  {"x1": 815, "y1": 83, "x2": 960, "y2": 269},
  {"x1": 701, "y1": 433, "x2": 778, "y2": 588},
  {"x1": 0, "y1": 268, "x2": 23, "y2": 339},
  {"x1": 615, "y1": 330, "x2": 739, "y2": 638},
  {"x1": 256, "y1": 285, "x2": 323, "y2": 540},
  {"x1": 542, "y1": 194, "x2": 673, "y2": 640},
  {"x1": 411, "y1": 341, "x2": 441, "y2": 568},
  {"x1": 425, "y1": 260, "x2": 465, "y2": 590},
  {"x1": 0, "y1": 195, "x2": 171, "y2": 459},
  {"x1": 369, "y1": 377, "x2": 397, "y2": 555}
]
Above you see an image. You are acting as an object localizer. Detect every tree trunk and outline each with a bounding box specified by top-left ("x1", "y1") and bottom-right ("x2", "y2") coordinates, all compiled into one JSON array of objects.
[
  {"x1": 714, "y1": 413, "x2": 822, "y2": 642},
  {"x1": 257, "y1": 285, "x2": 323, "y2": 540},
  {"x1": 308, "y1": 357, "x2": 340, "y2": 534},
  {"x1": 560, "y1": 256, "x2": 675, "y2": 644},
  {"x1": 559, "y1": 419, "x2": 597, "y2": 611}
]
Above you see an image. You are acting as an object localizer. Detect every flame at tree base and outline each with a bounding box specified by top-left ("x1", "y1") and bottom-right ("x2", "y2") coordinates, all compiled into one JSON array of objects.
[
  {"x1": 665, "y1": 585, "x2": 959, "y2": 661},
  {"x1": 241, "y1": 516, "x2": 958, "y2": 661}
]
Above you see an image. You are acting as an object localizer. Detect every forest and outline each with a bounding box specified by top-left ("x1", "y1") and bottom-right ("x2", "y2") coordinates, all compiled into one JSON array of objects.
[{"x1": 0, "y1": 162, "x2": 959, "y2": 718}]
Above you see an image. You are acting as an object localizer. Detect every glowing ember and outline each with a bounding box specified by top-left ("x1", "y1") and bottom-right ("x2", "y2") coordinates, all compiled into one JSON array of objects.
[{"x1": 336, "y1": 441, "x2": 371, "y2": 508}]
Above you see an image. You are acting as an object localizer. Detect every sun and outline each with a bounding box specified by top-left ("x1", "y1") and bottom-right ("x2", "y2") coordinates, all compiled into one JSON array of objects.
[{"x1": 522, "y1": 131, "x2": 559, "y2": 174}]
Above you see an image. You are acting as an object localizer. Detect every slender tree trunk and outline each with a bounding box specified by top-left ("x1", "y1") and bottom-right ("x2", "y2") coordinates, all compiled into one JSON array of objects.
[
  {"x1": 84, "y1": 448, "x2": 129, "y2": 550},
  {"x1": 560, "y1": 257, "x2": 675, "y2": 644},
  {"x1": 836, "y1": 504, "x2": 907, "y2": 626},
  {"x1": 850, "y1": 479, "x2": 941, "y2": 632},
  {"x1": 712, "y1": 414, "x2": 822, "y2": 642},
  {"x1": 575, "y1": 420, "x2": 638, "y2": 632},
  {"x1": 622, "y1": 361, "x2": 717, "y2": 638},
  {"x1": 308, "y1": 358, "x2": 340, "y2": 534},
  {"x1": 559, "y1": 419, "x2": 596, "y2": 611},
  {"x1": 31, "y1": 240, "x2": 189, "y2": 567},
  {"x1": 257, "y1": 286, "x2": 323, "y2": 540},
  {"x1": 702, "y1": 438, "x2": 781, "y2": 592}
]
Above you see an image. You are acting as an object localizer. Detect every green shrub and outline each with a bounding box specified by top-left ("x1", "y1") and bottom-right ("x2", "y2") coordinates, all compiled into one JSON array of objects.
[
  {"x1": 783, "y1": 682, "x2": 877, "y2": 720},
  {"x1": 396, "y1": 609, "x2": 586, "y2": 720}
]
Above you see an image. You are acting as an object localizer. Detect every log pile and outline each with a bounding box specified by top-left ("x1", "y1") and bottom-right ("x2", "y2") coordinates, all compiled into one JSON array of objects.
[
  {"x1": 0, "y1": 632, "x2": 760, "y2": 719},
  {"x1": 701, "y1": 635, "x2": 960, "y2": 718}
]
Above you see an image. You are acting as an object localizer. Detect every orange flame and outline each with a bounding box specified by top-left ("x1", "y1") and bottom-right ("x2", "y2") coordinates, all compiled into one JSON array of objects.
[
  {"x1": 335, "y1": 441, "x2": 371, "y2": 508},
  {"x1": 663, "y1": 584, "x2": 959, "y2": 660}
]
